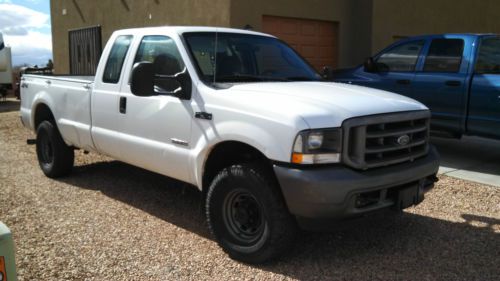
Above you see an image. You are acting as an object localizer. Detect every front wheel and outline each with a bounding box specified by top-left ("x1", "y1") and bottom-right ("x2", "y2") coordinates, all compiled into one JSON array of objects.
[
  {"x1": 206, "y1": 164, "x2": 297, "y2": 263},
  {"x1": 36, "y1": 121, "x2": 74, "y2": 178}
]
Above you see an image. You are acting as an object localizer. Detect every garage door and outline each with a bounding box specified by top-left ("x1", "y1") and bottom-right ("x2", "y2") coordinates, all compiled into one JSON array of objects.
[{"x1": 262, "y1": 15, "x2": 338, "y2": 71}]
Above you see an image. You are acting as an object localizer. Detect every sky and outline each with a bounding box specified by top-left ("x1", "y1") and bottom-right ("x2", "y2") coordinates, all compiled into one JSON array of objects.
[{"x1": 0, "y1": 0, "x2": 52, "y2": 67}]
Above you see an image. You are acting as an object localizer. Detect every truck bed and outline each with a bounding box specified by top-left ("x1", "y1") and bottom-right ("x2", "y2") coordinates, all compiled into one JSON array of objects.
[
  {"x1": 24, "y1": 75, "x2": 94, "y2": 83},
  {"x1": 20, "y1": 74, "x2": 95, "y2": 151}
]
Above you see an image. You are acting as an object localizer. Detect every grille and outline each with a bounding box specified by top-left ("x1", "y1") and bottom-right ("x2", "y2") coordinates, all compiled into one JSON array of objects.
[{"x1": 342, "y1": 111, "x2": 430, "y2": 170}]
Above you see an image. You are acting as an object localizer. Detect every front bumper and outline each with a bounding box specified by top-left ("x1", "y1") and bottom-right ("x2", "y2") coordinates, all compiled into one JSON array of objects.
[{"x1": 274, "y1": 146, "x2": 439, "y2": 221}]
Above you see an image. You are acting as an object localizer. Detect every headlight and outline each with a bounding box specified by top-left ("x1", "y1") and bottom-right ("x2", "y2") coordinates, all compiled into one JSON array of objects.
[{"x1": 291, "y1": 128, "x2": 342, "y2": 164}]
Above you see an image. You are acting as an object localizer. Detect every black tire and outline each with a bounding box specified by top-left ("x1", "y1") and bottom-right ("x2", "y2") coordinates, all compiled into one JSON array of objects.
[
  {"x1": 36, "y1": 120, "x2": 74, "y2": 178},
  {"x1": 206, "y1": 163, "x2": 297, "y2": 263}
]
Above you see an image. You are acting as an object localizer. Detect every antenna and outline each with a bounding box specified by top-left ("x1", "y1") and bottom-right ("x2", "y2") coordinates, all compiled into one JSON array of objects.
[{"x1": 213, "y1": 29, "x2": 218, "y2": 84}]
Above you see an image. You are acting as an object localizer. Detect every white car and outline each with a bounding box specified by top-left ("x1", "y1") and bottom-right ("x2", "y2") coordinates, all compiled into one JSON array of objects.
[{"x1": 20, "y1": 26, "x2": 439, "y2": 263}]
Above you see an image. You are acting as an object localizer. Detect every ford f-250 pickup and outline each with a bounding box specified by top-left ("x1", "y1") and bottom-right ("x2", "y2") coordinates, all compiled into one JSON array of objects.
[
  {"x1": 333, "y1": 34, "x2": 500, "y2": 140},
  {"x1": 20, "y1": 26, "x2": 439, "y2": 263}
]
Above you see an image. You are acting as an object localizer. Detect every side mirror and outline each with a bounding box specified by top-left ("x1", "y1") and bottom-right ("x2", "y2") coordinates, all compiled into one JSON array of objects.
[
  {"x1": 131, "y1": 62, "x2": 192, "y2": 100},
  {"x1": 131, "y1": 62, "x2": 155, "y2": 96},
  {"x1": 0, "y1": 34, "x2": 7, "y2": 71},
  {"x1": 0, "y1": 32, "x2": 4, "y2": 51},
  {"x1": 321, "y1": 66, "x2": 334, "y2": 80},
  {"x1": 363, "y1": 57, "x2": 377, "y2": 73}
]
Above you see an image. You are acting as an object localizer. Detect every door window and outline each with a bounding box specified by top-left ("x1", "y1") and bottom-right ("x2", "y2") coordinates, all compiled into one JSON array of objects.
[
  {"x1": 423, "y1": 39, "x2": 464, "y2": 72},
  {"x1": 133, "y1": 35, "x2": 185, "y2": 93},
  {"x1": 102, "y1": 35, "x2": 133, "y2": 83},
  {"x1": 475, "y1": 37, "x2": 500, "y2": 74},
  {"x1": 375, "y1": 40, "x2": 425, "y2": 72}
]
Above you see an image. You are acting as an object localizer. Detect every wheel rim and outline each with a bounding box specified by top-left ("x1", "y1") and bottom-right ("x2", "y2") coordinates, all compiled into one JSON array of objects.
[
  {"x1": 223, "y1": 189, "x2": 265, "y2": 244},
  {"x1": 39, "y1": 132, "x2": 54, "y2": 165}
]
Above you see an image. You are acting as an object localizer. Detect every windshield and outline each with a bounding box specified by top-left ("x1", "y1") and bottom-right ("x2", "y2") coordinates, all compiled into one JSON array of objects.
[{"x1": 183, "y1": 32, "x2": 321, "y2": 83}]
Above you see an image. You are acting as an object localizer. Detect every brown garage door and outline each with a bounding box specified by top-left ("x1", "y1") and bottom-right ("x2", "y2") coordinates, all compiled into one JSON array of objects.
[{"x1": 262, "y1": 15, "x2": 338, "y2": 71}]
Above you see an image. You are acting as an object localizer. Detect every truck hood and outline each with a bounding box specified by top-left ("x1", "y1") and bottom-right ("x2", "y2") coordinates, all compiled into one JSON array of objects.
[{"x1": 227, "y1": 82, "x2": 428, "y2": 128}]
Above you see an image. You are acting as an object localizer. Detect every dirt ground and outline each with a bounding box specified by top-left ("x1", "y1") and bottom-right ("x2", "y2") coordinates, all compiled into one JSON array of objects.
[{"x1": 1, "y1": 100, "x2": 499, "y2": 281}]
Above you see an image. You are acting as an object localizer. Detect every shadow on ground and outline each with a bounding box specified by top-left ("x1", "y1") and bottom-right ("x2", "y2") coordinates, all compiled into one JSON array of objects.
[
  {"x1": 432, "y1": 136, "x2": 500, "y2": 175},
  {"x1": 59, "y1": 160, "x2": 500, "y2": 280},
  {"x1": 0, "y1": 99, "x2": 20, "y2": 113}
]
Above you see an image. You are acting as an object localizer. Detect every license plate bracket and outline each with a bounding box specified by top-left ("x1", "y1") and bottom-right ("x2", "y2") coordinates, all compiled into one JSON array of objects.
[{"x1": 396, "y1": 185, "x2": 419, "y2": 210}]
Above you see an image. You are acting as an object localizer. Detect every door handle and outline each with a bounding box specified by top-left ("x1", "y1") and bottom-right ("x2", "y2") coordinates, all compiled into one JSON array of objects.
[
  {"x1": 396, "y1": 79, "x2": 411, "y2": 85},
  {"x1": 445, "y1": 80, "x2": 461, "y2": 87},
  {"x1": 119, "y1": 97, "x2": 127, "y2": 114}
]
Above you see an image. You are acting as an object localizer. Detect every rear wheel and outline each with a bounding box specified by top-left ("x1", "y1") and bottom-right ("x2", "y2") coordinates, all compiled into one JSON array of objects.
[
  {"x1": 206, "y1": 163, "x2": 297, "y2": 263},
  {"x1": 36, "y1": 121, "x2": 74, "y2": 178}
]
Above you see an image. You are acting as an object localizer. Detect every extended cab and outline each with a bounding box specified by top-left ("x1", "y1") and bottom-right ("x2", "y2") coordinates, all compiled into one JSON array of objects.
[
  {"x1": 333, "y1": 34, "x2": 500, "y2": 140},
  {"x1": 20, "y1": 27, "x2": 439, "y2": 263}
]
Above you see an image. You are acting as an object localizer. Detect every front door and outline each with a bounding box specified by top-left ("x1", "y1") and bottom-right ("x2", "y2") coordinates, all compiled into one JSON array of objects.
[
  {"x1": 118, "y1": 35, "x2": 193, "y2": 181},
  {"x1": 359, "y1": 40, "x2": 425, "y2": 97}
]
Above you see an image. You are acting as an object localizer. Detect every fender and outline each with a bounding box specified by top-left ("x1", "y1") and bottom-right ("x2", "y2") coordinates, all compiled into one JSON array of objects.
[
  {"x1": 30, "y1": 91, "x2": 57, "y2": 131},
  {"x1": 189, "y1": 118, "x2": 307, "y2": 189}
]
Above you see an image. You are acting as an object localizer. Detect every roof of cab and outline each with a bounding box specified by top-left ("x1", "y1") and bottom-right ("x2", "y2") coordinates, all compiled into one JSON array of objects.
[{"x1": 113, "y1": 26, "x2": 275, "y2": 38}]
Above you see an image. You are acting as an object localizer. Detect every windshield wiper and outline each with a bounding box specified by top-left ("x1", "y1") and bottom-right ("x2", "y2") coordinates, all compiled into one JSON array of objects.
[{"x1": 215, "y1": 74, "x2": 290, "y2": 83}]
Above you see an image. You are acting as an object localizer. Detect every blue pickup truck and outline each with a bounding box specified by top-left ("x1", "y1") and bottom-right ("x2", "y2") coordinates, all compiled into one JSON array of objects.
[{"x1": 333, "y1": 34, "x2": 500, "y2": 139}]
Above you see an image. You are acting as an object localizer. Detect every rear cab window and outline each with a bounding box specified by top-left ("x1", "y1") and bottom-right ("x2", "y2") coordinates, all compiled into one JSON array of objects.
[
  {"x1": 423, "y1": 39, "x2": 464, "y2": 72},
  {"x1": 103, "y1": 35, "x2": 133, "y2": 84}
]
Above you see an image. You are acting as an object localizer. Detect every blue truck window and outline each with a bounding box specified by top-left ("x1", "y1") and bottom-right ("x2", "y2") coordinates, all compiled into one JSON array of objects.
[
  {"x1": 375, "y1": 40, "x2": 424, "y2": 72},
  {"x1": 423, "y1": 39, "x2": 464, "y2": 73},
  {"x1": 103, "y1": 35, "x2": 133, "y2": 84},
  {"x1": 475, "y1": 37, "x2": 500, "y2": 74}
]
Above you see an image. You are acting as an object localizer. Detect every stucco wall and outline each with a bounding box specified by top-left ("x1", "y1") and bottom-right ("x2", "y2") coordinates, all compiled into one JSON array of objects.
[
  {"x1": 50, "y1": 0, "x2": 231, "y2": 74},
  {"x1": 229, "y1": 0, "x2": 373, "y2": 68},
  {"x1": 372, "y1": 0, "x2": 500, "y2": 54}
]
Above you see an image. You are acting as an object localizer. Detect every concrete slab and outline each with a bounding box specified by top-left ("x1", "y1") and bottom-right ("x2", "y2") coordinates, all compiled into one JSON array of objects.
[{"x1": 432, "y1": 136, "x2": 500, "y2": 187}]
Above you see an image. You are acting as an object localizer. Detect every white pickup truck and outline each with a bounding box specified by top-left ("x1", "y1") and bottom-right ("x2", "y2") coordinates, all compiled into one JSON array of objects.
[{"x1": 21, "y1": 26, "x2": 439, "y2": 263}]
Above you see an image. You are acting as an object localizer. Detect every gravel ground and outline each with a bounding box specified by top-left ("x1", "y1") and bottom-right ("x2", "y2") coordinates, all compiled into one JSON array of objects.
[{"x1": 1, "y1": 100, "x2": 499, "y2": 281}]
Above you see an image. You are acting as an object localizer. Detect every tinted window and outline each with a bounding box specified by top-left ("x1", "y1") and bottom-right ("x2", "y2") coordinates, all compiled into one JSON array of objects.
[
  {"x1": 134, "y1": 35, "x2": 185, "y2": 93},
  {"x1": 103, "y1": 35, "x2": 133, "y2": 83},
  {"x1": 376, "y1": 40, "x2": 424, "y2": 72},
  {"x1": 475, "y1": 37, "x2": 500, "y2": 74},
  {"x1": 423, "y1": 39, "x2": 464, "y2": 72}
]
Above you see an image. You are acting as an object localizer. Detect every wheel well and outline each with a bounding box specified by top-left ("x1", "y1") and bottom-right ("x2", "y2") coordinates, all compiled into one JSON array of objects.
[
  {"x1": 34, "y1": 104, "x2": 55, "y2": 130},
  {"x1": 202, "y1": 141, "x2": 272, "y2": 194}
]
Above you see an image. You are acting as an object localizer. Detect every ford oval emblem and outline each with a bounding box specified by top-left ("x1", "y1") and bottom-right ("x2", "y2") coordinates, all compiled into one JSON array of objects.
[{"x1": 397, "y1": 135, "x2": 410, "y2": 146}]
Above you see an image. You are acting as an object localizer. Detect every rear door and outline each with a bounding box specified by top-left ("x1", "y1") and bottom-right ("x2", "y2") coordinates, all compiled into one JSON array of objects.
[
  {"x1": 412, "y1": 37, "x2": 471, "y2": 133},
  {"x1": 91, "y1": 34, "x2": 134, "y2": 159},
  {"x1": 468, "y1": 36, "x2": 500, "y2": 138}
]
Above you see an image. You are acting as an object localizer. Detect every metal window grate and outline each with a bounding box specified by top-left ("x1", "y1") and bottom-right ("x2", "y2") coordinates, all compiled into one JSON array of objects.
[
  {"x1": 342, "y1": 111, "x2": 431, "y2": 170},
  {"x1": 69, "y1": 26, "x2": 102, "y2": 75}
]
